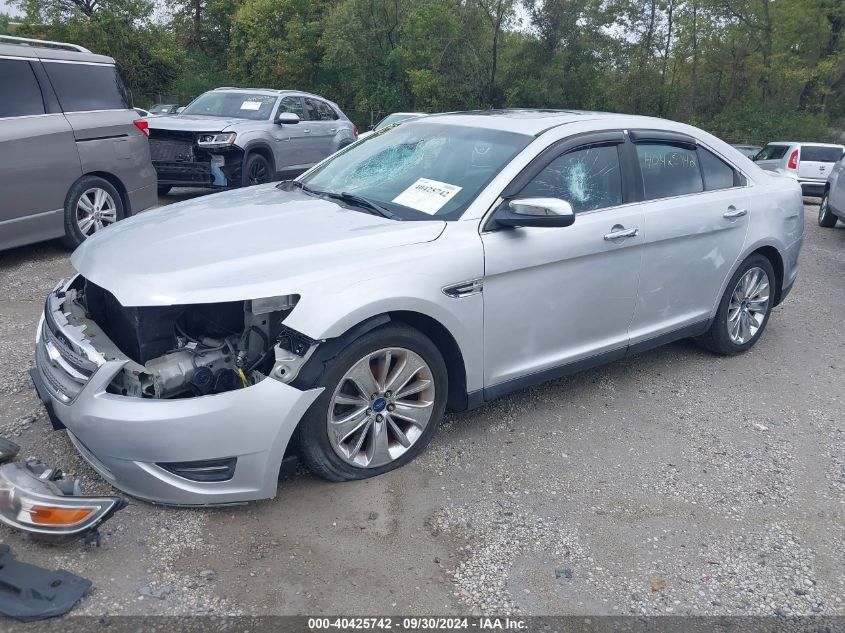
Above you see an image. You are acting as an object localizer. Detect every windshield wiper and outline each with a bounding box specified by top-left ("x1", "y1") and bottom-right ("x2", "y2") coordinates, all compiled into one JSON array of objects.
[
  {"x1": 276, "y1": 180, "x2": 321, "y2": 196},
  {"x1": 327, "y1": 191, "x2": 399, "y2": 220}
]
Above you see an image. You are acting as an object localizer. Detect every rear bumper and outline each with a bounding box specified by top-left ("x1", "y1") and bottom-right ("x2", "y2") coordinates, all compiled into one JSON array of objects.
[
  {"x1": 127, "y1": 181, "x2": 157, "y2": 214},
  {"x1": 798, "y1": 180, "x2": 826, "y2": 196}
]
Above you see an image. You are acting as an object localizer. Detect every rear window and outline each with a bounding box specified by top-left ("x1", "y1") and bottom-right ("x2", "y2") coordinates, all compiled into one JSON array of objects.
[
  {"x1": 43, "y1": 62, "x2": 131, "y2": 112},
  {"x1": 755, "y1": 144, "x2": 789, "y2": 161},
  {"x1": 0, "y1": 59, "x2": 45, "y2": 117},
  {"x1": 801, "y1": 146, "x2": 844, "y2": 163}
]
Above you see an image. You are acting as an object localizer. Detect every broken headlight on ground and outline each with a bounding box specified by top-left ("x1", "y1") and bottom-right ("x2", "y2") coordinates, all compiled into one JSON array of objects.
[
  {"x1": 67, "y1": 277, "x2": 302, "y2": 399},
  {"x1": 0, "y1": 455, "x2": 124, "y2": 542}
]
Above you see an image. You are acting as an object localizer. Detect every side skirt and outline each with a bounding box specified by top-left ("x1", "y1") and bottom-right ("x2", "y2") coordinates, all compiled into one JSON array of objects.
[{"x1": 463, "y1": 318, "x2": 711, "y2": 410}]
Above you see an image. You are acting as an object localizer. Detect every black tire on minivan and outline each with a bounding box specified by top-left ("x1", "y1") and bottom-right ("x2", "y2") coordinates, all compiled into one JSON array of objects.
[
  {"x1": 62, "y1": 176, "x2": 125, "y2": 248},
  {"x1": 157, "y1": 185, "x2": 172, "y2": 196}
]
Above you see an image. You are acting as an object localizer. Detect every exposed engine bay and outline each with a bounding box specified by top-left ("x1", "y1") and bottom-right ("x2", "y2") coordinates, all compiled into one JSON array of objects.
[{"x1": 62, "y1": 277, "x2": 306, "y2": 399}]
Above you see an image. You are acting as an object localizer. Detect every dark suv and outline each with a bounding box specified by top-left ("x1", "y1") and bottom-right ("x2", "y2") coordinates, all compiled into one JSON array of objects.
[{"x1": 0, "y1": 35, "x2": 156, "y2": 251}]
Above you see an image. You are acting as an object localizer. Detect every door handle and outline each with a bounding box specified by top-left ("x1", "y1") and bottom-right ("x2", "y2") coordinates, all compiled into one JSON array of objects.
[
  {"x1": 604, "y1": 226, "x2": 639, "y2": 241},
  {"x1": 328, "y1": 128, "x2": 336, "y2": 133},
  {"x1": 302, "y1": 128, "x2": 311, "y2": 133},
  {"x1": 723, "y1": 207, "x2": 747, "y2": 219}
]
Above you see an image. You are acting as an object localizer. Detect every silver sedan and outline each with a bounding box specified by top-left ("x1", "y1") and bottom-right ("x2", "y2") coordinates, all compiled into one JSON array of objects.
[{"x1": 31, "y1": 110, "x2": 804, "y2": 505}]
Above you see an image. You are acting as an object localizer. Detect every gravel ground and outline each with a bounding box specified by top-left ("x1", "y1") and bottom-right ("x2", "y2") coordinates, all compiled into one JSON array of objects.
[{"x1": 0, "y1": 198, "x2": 842, "y2": 617}]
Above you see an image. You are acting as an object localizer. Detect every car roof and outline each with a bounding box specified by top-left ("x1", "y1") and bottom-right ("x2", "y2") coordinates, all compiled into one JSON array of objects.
[
  {"x1": 0, "y1": 41, "x2": 115, "y2": 65},
  {"x1": 210, "y1": 87, "x2": 327, "y2": 99},
  {"x1": 420, "y1": 109, "x2": 713, "y2": 137},
  {"x1": 764, "y1": 141, "x2": 845, "y2": 148}
]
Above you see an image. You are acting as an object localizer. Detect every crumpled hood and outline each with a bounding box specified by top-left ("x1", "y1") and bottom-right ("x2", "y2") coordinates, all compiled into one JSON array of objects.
[
  {"x1": 147, "y1": 115, "x2": 248, "y2": 133},
  {"x1": 71, "y1": 185, "x2": 446, "y2": 306}
]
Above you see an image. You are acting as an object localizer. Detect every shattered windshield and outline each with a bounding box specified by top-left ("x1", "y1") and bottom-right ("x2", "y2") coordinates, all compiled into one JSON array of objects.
[
  {"x1": 301, "y1": 122, "x2": 532, "y2": 220},
  {"x1": 180, "y1": 92, "x2": 277, "y2": 120}
]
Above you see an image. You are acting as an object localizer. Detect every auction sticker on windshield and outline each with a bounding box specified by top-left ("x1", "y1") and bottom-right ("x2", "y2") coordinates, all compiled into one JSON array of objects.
[
  {"x1": 241, "y1": 101, "x2": 262, "y2": 110},
  {"x1": 393, "y1": 178, "x2": 462, "y2": 215}
]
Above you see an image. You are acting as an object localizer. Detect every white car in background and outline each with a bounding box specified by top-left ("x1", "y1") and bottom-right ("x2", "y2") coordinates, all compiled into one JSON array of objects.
[
  {"x1": 357, "y1": 112, "x2": 427, "y2": 140},
  {"x1": 753, "y1": 142, "x2": 845, "y2": 197}
]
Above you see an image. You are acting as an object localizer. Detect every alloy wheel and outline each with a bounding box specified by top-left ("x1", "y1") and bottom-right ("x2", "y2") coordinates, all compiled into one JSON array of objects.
[
  {"x1": 727, "y1": 266, "x2": 770, "y2": 345},
  {"x1": 248, "y1": 160, "x2": 269, "y2": 185},
  {"x1": 76, "y1": 188, "x2": 117, "y2": 236},
  {"x1": 327, "y1": 347, "x2": 435, "y2": 468}
]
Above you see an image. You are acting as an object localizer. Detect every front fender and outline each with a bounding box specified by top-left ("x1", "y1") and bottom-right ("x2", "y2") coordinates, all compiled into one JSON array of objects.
[{"x1": 282, "y1": 222, "x2": 485, "y2": 391}]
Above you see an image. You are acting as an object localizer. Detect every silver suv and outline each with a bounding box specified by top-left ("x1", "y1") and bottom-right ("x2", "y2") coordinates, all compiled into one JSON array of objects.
[
  {"x1": 0, "y1": 36, "x2": 157, "y2": 251},
  {"x1": 753, "y1": 141, "x2": 845, "y2": 196},
  {"x1": 147, "y1": 87, "x2": 358, "y2": 193}
]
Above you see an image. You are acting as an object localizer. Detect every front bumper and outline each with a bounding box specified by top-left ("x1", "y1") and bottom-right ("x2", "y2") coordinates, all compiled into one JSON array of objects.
[{"x1": 31, "y1": 282, "x2": 321, "y2": 506}]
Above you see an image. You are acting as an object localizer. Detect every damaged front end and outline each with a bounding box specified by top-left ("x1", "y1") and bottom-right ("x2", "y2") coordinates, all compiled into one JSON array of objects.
[
  {"x1": 68, "y1": 277, "x2": 305, "y2": 401},
  {"x1": 149, "y1": 129, "x2": 242, "y2": 188},
  {"x1": 0, "y1": 439, "x2": 124, "y2": 543},
  {"x1": 30, "y1": 275, "x2": 324, "y2": 505}
]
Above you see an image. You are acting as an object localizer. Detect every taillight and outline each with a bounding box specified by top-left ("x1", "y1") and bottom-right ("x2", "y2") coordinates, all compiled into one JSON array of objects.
[
  {"x1": 133, "y1": 119, "x2": 149, "y2": 137},
  {"x1": 353, "y1": 126, "x2": 358, "y2": 139},
  {"x1": 787, "y1": 149, "x2": 798, "y2": 170}
]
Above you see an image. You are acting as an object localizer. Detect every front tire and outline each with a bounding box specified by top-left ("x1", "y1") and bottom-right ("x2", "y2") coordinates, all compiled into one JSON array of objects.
[
  {"x1": 819, "y1": 192, "x2": 838, "y2": 227},
  {"x1": 699, "y1": 254, "x2": 775, "y2": 355},
  {"x1": 157, "y1": 185, "x2": 172, "y2": 196},
  {"x1": 298, "y1": 324, "x2": 448, "y2": 482},
  {"x1": 242, "y1": 153, "x2": 272, "y2": 186},
  {"x1": 62, "y1": 176, "x2": 124, "y2": 248}
]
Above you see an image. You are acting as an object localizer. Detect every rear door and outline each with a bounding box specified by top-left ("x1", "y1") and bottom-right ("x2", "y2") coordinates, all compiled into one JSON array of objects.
[
  {"x1": 753, "y1": 143, "x2": 790, "y2": 173},
  {"x1": 303, "y1": 97, "x2": 337, "y2": 159},
  {"x1": 627, "y1": 133, "x2": 750, "y2": 346},
  {"x1": 798, "y1": 145, "x2": 844, "y2": 182},
  {"x1": 270, "y1": 95, "x2": 314, "y2": 172},
  {"x1": 0, "y1": 56, "x2": 81, "y2": 249}
]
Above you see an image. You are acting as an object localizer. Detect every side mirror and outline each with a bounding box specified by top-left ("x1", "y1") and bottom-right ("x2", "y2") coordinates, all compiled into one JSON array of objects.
[
  {"x1": 493, "y1": 198, "x2": 575, "y2": 229},
  {"x1": 277, "y1": 112, "x2": 300, "y2": 125}
]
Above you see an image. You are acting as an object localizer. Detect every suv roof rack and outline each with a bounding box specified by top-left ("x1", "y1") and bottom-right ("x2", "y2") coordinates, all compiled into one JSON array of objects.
[{"x1": 0, "y1": 35, "x2": 91, "y2": 54}]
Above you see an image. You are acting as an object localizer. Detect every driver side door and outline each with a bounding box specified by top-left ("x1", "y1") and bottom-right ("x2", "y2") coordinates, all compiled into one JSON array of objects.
[
  {"x1": 270, "y1": 96, "x2": 318, "y2": 173},
  {"x1": 481, "y1": 132, "x2": 645, "y2": 397}
]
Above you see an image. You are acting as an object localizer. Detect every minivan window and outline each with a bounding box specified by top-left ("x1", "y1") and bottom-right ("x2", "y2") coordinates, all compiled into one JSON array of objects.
[
  {"x1": 699, "y1": 147, "x2": 739, "y2": 191},
  {"x1": 636, "y1": 142, "x2": 703, "y2": 200},
  {"x1": 754, "y1": 144, "x2": 789, "y2": 161},
  {"x1": 0, "y1": 59, "x2": 45, "y2": 118},
  {"x1": 800, "y1": 146, "x2": 844, "y2": 163},
  {"x1": 43, "y1": 62, "x2": 130, "y2": 112},
  {"x1": 518, "y1": 144, "x2": 623, "y2": 213}
]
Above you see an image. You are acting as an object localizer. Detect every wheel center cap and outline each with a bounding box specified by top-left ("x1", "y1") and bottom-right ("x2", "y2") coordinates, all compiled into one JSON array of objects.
[{"x1": 372, "y1": 397, "x2": 387, "y2": 413}]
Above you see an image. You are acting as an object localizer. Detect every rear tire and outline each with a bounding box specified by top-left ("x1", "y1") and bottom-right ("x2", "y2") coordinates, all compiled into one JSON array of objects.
[
  {"x1": 298, "y1": 323, "x2": 448, "y2": 482},
  {"x1": 242, "y1": 153, "x2": 273, "y2": 187},
  {"x1": 157, "y1": 185, "x2": 172, "y2": 196},
  {"x1": 62, "y1": 176, "x2": 125, "y2": 249},
  {"x1": 699, "y1": 254, "x2": 775, "y2": 355},
  {"x1": 819, "y1": 192, "x2": 838, "y2": 227}
]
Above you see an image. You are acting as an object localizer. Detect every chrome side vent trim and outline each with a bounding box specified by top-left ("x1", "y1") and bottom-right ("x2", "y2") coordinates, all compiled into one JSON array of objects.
[{"x1": 442, "y1": 279, "x2": 483, "y2": 298}]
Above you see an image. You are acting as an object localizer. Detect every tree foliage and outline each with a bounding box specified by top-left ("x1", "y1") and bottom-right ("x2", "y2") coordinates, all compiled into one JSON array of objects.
[{"x1": 9, "y1": 0, "x2": 845, "y2": 141}]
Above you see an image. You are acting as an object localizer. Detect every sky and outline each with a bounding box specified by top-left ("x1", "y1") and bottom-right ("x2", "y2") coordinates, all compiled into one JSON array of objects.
[{"x1": 1, "y1": 0, "x2": 20, "y2": 18}]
